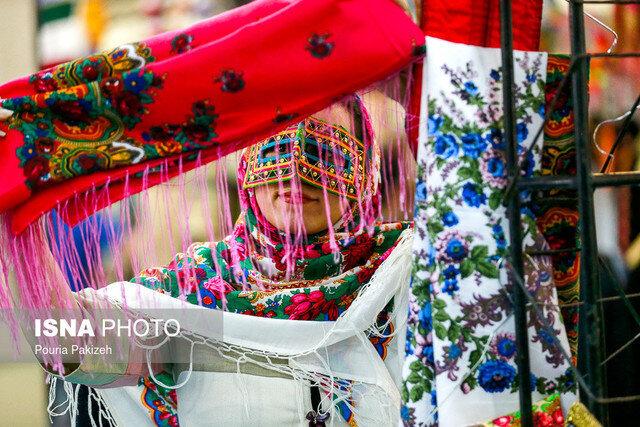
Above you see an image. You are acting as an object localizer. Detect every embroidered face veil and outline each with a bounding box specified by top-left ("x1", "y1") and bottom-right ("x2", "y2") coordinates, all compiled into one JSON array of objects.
[
  {"x1": 242, "y1": 100, "x2": 373, "y2": 203},
  {"x1": 231, "y1": 95, "x2": 386, "y2": 282}
]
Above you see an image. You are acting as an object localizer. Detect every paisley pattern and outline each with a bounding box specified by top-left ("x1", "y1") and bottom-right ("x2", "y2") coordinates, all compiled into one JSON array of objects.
[
  {"x1": 3, "y1": 44, "x2": 160, "y2": 189},
  {"x1": 29, "y1": 43, "x2": 155, "y2": 93},
  {"x1": 533, "y1": 55, "x2": 580, "y2": 364},
  {"x1": 3, "y1": 72, "x2": 224, "y2": 190}
]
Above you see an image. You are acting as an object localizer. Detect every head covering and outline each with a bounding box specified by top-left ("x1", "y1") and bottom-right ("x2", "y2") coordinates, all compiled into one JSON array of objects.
[
  {"x1": 131, "y1": 101, "x2": 411, "y2": 425},
  {"x1": 242, "y1": 116, "x2": 368, "y2": 201},
  {"x1": 136, "y1": 97, "x2": 409, "y2": 301},
  {"x1": 233, "y1": 96, "x2": 386, "y2": 282}
]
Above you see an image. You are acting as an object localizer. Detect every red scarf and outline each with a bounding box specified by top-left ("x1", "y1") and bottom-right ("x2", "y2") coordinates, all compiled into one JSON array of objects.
[{"x1": 0, "y1": 0, "x2": 423, "y2": 234}]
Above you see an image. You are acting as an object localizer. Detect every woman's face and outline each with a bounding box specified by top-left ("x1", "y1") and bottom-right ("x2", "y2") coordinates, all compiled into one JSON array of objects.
[
  {"x1": 253, "y1": 104, "x2": 354, "y2": 234},
  {"x1": 255, "y1": 182, "x2": 345, "y2": 234}
]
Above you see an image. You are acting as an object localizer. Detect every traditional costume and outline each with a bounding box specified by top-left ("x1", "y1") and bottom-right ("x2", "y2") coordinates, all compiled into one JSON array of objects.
[{"x1": 35, "y1": 99, "x2": 414, "y2": 426}]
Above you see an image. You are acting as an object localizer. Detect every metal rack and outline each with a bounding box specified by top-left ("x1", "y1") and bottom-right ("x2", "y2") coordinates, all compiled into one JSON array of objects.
[{"x1": 500, "y1": 0, "x2": 640, "y2": 425}]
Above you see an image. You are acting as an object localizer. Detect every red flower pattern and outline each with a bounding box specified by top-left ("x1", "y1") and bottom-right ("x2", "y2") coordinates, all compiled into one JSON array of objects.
[
  {"x1": 284, "y1": 290, "x2": 339, "y2": 320},
  {"x1": 32, "y1": 75, "x2": 59, "y2": 93},
  {"x1": 51, "y1": 100, "x2": 89, "y2": 123},
  {"x1": 342, "y1": 234, "x2": 375, "y2": 270},
  {"x1": 175, "y1": 266, "x2": 206, "y2": 293},
  {"x1": 24, "y1": 156, "x2": 49, "y2": 182},
  {"x1": 202, "y1": 276, "x2": 234, "y2": 301}
]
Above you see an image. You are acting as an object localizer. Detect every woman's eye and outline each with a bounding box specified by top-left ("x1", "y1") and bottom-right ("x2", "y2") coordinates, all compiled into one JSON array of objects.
[
  {"x1": 306, "y1": 144, "x2": 319, "y2": 158},
  {"x1": 261, "y1": 143, "x2": 289, "y2": 158},
  {"x1": 262, "y1": 147, "x2": 275, "y2": 157}
]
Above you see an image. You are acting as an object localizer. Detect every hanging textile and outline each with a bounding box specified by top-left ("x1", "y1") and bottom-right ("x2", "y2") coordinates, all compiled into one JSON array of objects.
[
  {"x1": 406, "y1": 0, "x2": 544, "y2": 154},
  {"x1": 401, "y1": 37, "x2": 576, "y2": 426},
  {"x1": 534, "y1": 55, "x2": 580, "y2": 365},
  {"x1": 420, "y1": 0, "x2": 543, "y2": 50},
  {"x1": 0, "y1": 0, "x2": 423, "y2": 234},
  {"x1": 0, "y1": 6, "x2": 422, "y2": 426}
]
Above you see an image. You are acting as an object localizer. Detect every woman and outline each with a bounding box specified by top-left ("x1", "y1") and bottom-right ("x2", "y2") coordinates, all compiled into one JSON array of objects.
[{"x1": 4, "y1": 98, "x2": 414, "y2": 426}]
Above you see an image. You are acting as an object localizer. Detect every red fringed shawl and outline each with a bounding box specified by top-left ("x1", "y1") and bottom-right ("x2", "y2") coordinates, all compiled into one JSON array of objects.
[{"x1": 0, "y1": 0, "x2": 423, "y2": 234}]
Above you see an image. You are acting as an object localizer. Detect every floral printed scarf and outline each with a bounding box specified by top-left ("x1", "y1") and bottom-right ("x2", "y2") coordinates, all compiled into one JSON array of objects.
[
  {"x1": 134, "y1": 217, "x2": 410, "y2": 320},
  {"x1": 401, "y1": 38, "x2": 575, "y2": 427}
]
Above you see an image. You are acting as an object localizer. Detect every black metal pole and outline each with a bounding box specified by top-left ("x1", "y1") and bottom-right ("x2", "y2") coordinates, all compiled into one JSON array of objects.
[
  {"x1": 518, "y1": 171, "x2": 640, "y2": 190},
  {"x1": 499, "y1": 1, "x2": 533, "y2": 425},
  {"x1": 568, "y1": 0, "x2": 606, "y2": 420},
  {"x1": 600, "y1": 93, "x2": 640, "y2": 173}
]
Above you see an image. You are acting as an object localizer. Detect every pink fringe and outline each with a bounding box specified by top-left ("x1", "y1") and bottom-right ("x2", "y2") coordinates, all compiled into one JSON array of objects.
[{"x1": 0, "y1": 74, "x2": 416, "y2": 368}]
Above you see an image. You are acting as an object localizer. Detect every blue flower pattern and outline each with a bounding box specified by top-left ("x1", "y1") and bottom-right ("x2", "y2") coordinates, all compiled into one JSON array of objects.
[{"x1": 402, "y1": 42, "x2": 575, "y2": 426}]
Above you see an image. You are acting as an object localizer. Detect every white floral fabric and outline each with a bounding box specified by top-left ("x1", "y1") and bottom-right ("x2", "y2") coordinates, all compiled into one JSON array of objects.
[{"x1": 401, "y1": 37, "x2": 576, "y2": 427}]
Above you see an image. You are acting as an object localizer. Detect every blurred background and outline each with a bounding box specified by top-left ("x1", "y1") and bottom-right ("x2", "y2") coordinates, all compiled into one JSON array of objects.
[{"x1": 0, "y1": 0, "x2": 639, "y2": 425}]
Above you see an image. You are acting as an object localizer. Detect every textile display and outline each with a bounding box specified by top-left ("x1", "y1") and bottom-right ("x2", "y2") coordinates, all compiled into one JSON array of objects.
[
  {"x1": 406, "y1": 0, "x2": 544, "y2": 155},
  {"x1": 534, "y1": 55, "x2": 580, "y2": 365},
  {"x1": 0, "y1": 0, "x2": 595, "y2": 425},
  {"x1": 419, "y1": 0, "x2": 543, "y2": 51},
  {"x1": 401, "y1": 37, "x2": 576, "y2": 426},
  {"x1": 0, "y1": 0, "x2": 423, "y2": 234}
]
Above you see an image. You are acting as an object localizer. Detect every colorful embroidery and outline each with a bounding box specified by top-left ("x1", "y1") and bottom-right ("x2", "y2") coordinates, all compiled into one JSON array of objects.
[
  {"x1": 369, "y1": 313, "x2": 395, "y2": 360},
  {"x1": 337, "y1": 399, "x2": 357, "y2": 427},
  {"x1": 306, "y1": 33, "x2": 334, "y2": 59},
  {"x1": 135, "y1": 222, "x2": 408, "y2": 320},
  {"x1": 242, "y1": 117, "x2": 366, "y2": 200},
  {"x1": 30, "y1": 43, "x2": 154, "y2": 92},
  {"x1": 170, "y1": 34, "x2": 194, "y2": 54},
  {"x1": 5, "y1": 71, "x2": 224, "y2": 190},
  {"x1": 4, "y1": 69, "x2": 163, "y2": 189},
  {"x1": 102, "y1": 70, "x2": 164, "y2": 129},
  {"x1": 140, "y1": 373, "x2": 179, "y2": 427},
  {"x1": 142, "y1": 100, "x2": 219, "y2": 156},
  {"x1": 534, "y1": 55, "x2": 580, "y2": 364},
  {"x1": 482, "y1": 393, "x2": 565, "y2": 426}
]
